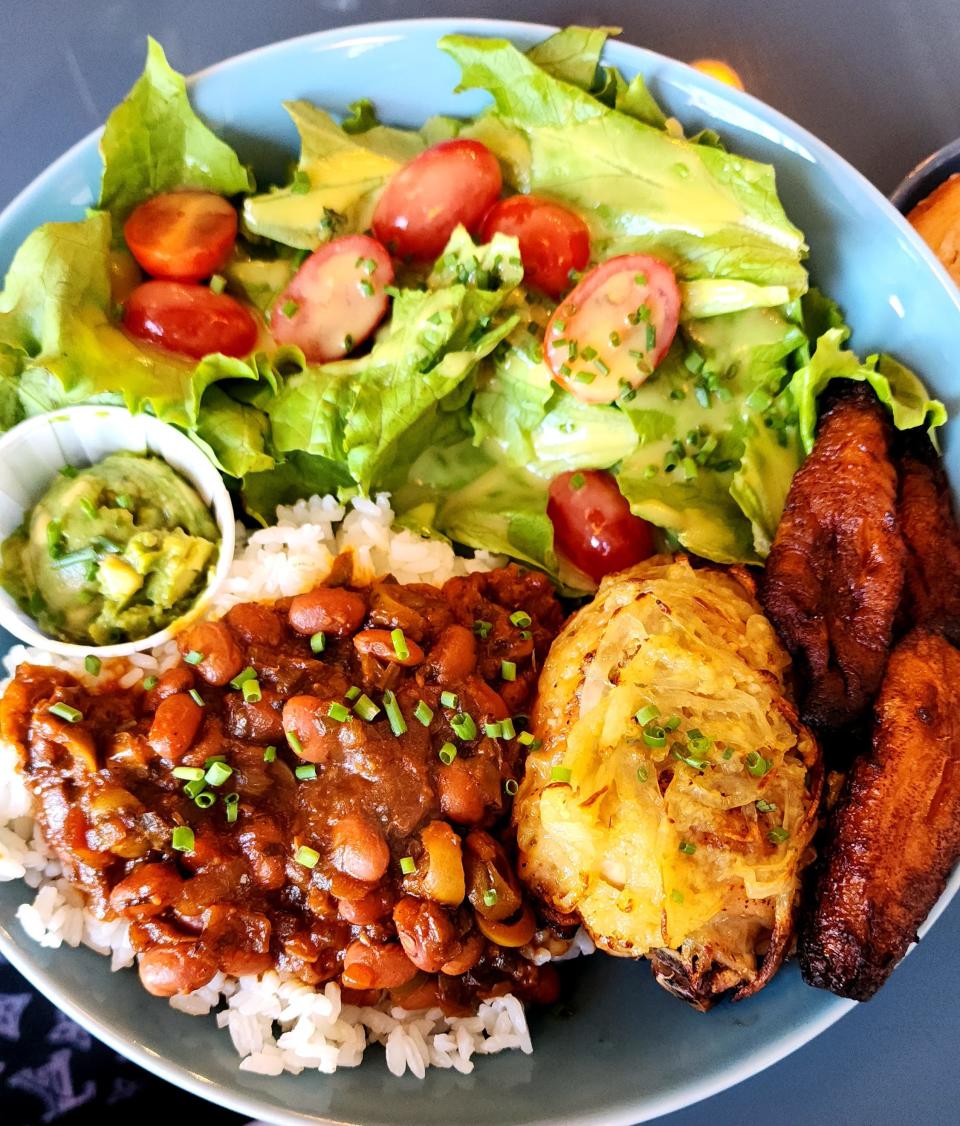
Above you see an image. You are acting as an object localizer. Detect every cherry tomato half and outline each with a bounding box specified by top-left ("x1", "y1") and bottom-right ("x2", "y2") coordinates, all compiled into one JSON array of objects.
[
  {"x1": 123, "y1": 280, "x2": 258, "y2": 359},
  {"x1": 270, "y1": 234, "x2": 394, "y2": 363},
  {"x1": 124, "y1": 191, "x2": 238, "y2": 283},
  {"x1": 544, "y1": 254, "x2": 681, "y2": 405},
  {"x1": 479, "y1": 195, "x2": 590, "y2": 298},
  {"x1": 372, "y1": 140, "x2": 502, "y2": 261},
  {"x1": 547, "y1": 470, "x2": 655, "y2": 584}
]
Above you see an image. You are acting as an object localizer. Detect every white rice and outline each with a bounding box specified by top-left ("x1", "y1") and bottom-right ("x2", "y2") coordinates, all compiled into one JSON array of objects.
[{"x1": 0, "y1": 492, "x2": 539, "y2": 1077}]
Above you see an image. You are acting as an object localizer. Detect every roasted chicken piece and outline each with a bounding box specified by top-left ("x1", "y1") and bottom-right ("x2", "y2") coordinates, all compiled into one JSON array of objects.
[
  {"x1": 760, "y1": 384, "x2": 904, "y2": 731},
  {"x1": 896, "y1": 431, "x2": 960, "y2": 643},
  {"x1": 515, "y1": 556, "x2": 822, "y2": 1009},
  {"x1": 800, "y1": 628, "x2": 960, "y2": 999}
]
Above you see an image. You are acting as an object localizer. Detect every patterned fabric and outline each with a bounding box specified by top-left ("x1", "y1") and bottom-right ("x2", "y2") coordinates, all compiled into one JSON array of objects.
[{"x1": 0, "y1": 952, "x2": 245, "y2": 1125}]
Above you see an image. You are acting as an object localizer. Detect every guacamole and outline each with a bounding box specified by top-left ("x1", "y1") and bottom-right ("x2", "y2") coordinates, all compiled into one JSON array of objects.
[{"x1": 1, "y1": 452, "x2": 219, "y2": 645}]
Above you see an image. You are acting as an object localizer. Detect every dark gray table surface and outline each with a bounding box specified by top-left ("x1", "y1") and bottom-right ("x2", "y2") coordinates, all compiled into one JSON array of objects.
[{"x1": 2, "y1": 3, "x2": 960, "y2": 1125}]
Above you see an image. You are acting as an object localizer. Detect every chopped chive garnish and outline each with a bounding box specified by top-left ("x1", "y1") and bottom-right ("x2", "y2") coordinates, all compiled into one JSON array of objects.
[
  {"x1": 664, "y1": 715, "x2": 681, "y2": 731},
  {"x1": 295, "y1": 845, "x2": 320, "y2": 868},
  {"x1": 440, "y1": 690, "x2": 458, "y2": 709},
  {"x1": 183, "y1": 778, "x2": 205, "y2": 799},
  {"x1": 768, "y1": 827, "x2": 790, "y2": 845},
  {"x1": 679, "y1": 840, "x2": 697, "y2": 855},
  {"x1": 637, "y1": 765, "x2": 649, "y2": 783},
  {"x1": 744, "y1": 751, "x2": 772, "y2": 778},
  {"x1": 634, "y1": 272, "x2": 647, "y2": 285},
  {"x1": 84, "y1": 655, "x2": 101, "y2": 676},
  {"x1": 226, "y1": 802, "x2": 238, "y2": 823},
  {"x1": 286, "y1": 729, "x2": 304, "y2": 754},
  {"x1": 635, "y1": 704, "x2": 659, "y2": 726},
  {"x1": 505, "y1": 778, "x2": 519, "y2": 796},
  {"x1": 581, "y1": 345, "x2": 598, "y2": 361},
  {"x1": 205, "y1": 761, "x2": 233, "y2": 787},
  {"x1": 484, "y1": 721, "x2": 503, "y2": 738},
  {"x1": 188, "y1": 689, "x2": 204, "y2": 707},
  {"x1": 172, "y1": 766, "x2": 204, "y2": 781},
  {"x1": 520, "y1": 629, "x2": 532, "y2": 640},
  {"x1": 282, "y1": 299, "x2": 300, "y2": 318},
  {"x1": 501, "y1": 660, "x2": 517, "y2": 682},
  {"x1": 225, "y1": 792, "x2": 240, "y2": 805},
  {"x1": 672, "y1": 742, "x2": 709, "y2": 771},
  {"x1": 359, "y1": 279, "x2": 375, "y2": 297},
  {"x1": 438, "y1": 742, "x2": 458, "y2": 766},
  {"x1": 296, "y1": 763, "x2": 317, "y2": 780},
  {"x1": 722, "y1": 747, "x2": 734, "y2": 760},
  {"x1": 574, "y1": 370, "x2": 596, "y2": 384},
  {"x1": 646, "y1": 323, "x2": 657, "y2": 351},
  {"x1": 414, "y1": 700, "x2": 434, "y2": 727},
  {"x1": 399, "y1": 856, "x2": 416, "y2": 875},
  {"x1": 643, "y1": 725, "x2": 667, "y2": 748},
  {"x1": 242, "y1": 679, "x2": 262, "y2": 704},
  {"x1": 209, "y1": 273, "x2": 226, "y2": 295},
  {"x1": 354, "y1": 694, "x2": 380, "y2": 721},
  {"x1": 194, "y1": 791, "x2": 216, "y2": 809},
  {"x1": 550, "y1": 766, "x2": 572, "y2": 783},
  {"x1": 143, "y1": 675, "x2": 158, "y2": 691},
  {"x1": 509, "y1": 610, "x2": 532, "y2": 628},
  {"x1": 115, "y1": 493, "x2": 132, "y2": 510},
  {"x1": 482, "y1": 889, "x2": 498, "y2": 908},
  {"x1": 171, "y1": 826, "x2": 195, "y2": 853},
  {"x1": 79, "y1": 497, "x2": 96, "y2": 519},
  {"x1": 345, "y1": 685, "x2": 361, "y2": 701},
  {"x1": 756, "y1": 799, "x2": 778, "y2": 813},
  {"x1": 263, "y1": 745, "x2": 277, "y2": 763},
  {"x1": 327, "y1": 702, "x2": 350, "y2": 722},
  {"x1": 310, "y1": 632, "x2": 326, "y2": 654},
  {"x1": 501, "y1": 717, "x2": 516, "y2": 740},
  {"x1": 45, "y1": 519, "x2": 62, "y2": 559},
  {"x1": 451, "y1": 712, "x2": 477, "y2": 741},
  {"x1": 229, "y1": 666, "x2": 258, "y2": 689},
  {"x1": 473, "y1": 620, "x2": 492, "y2": 639},
  {"x1": 518, "y1": 730, "x2": 536, "y2": 747},
  {"x1": 383, "y1": 690, "x2": 407, "y2": 736},
  {"x1": 343, "y1": 333, "x2": 354, "y2": 351},
  {"x1": 290, "y1": 169, "x2": 311, "y2": 194},
  {"x1": 681, "y1": 456, "x2": 698, "y2": 480},
  {"x1": 609, "y1": 330, "x2": 621, "y2": 347},
  {"x1": 391, "y1": 628, "x2": 409, "y2": 660},
  {"x1": 184, "y1": 650, "x2": 204, "y2": 666},
  {"x1": 48, "y1": 703, "x2": 82, "y2": 723}
]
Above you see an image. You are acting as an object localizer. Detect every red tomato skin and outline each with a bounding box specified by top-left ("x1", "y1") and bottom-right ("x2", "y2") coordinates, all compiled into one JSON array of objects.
[
  {"x1": 547, "y1": 470, "x2": 656, "y2": 583},
  {"x1": 479, "y1": 195, "x2": 590, "y2": 297},
  {"x1": 123, "y1": 281, "x2": 258, "y2": 360},
  {"x1": 124, "y1": 191, "x2": 238, "y2": 283},
  {"x1": 544, "y1": 254, "x2": 681, "y2": 405},
  {"x1": 270, "y1": 234, "x2": 394, "y2": 363},
  {"x1": 372, "y1": 140, "x2": 502, "y2": 261}
]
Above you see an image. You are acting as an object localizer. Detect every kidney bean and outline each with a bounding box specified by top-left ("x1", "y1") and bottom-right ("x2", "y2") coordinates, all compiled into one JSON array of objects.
[
  {"x1": 178, "y1": 620, "x2": 245, "y2": 686},
  {"x1": 138, "y1": 944, "x2": 217, "y2": 996},
  {"x1": 421, "y1": 624, "x2": 477, "y2": 685},
  {"x1": 393, "y1": 896, "x2": 460, "y2": 973},
  {"x1": 282, "y1": 695, "x2": 342, "y2": 763},
  {"x1": 337, "y1": 885, "x2": 396, "y2": 925},
  {"x1": 109, "y1": 862, "x2": 183, "y2": 920},
  {"x1": 342, "y1": 939, "x2": 418, "y2": 989},
  {"x1": 331, "y1": 816, "x2": 390, "y2": 882},
  {"x1": 224, "y1": 601, "x2": 284, "y2": 647},
  {"x1": 440, "y1": 930, "x2": 485, "y2": 976},
  {"x1": 148, "y1": 692, "x2": 203, "y2": 763},
  {"x1": 438, "y1": 757, "x2": 501, "y2": 825},
  {"x1": 353, "y1": 629, "x2": 424, "y2": 667},
  {"x1": 202, "y1": 904, "x2": 273, "y2": 977},
  {"x1": 288, "y1": 588, "x2": 366, "y2": 638},
  {"x1": 145, "y1": 666, "x2": 194, "y2": 708}
]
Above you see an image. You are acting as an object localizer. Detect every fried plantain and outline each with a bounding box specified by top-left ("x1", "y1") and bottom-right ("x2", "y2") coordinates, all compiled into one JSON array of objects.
[
  {"x1": 896, "y1": 430, "x2": 960, "y2": 643},
  {"x1": 799, "y1": 628, "x2": 960, "y2": 1000},
  {"x1": 760, "y1": 384, "x2": 904, "y2": 731}
]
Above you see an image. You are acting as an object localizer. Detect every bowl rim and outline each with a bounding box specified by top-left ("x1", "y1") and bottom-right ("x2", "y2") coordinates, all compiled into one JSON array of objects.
[
  {"x1": 0, "y1": 404, "x2": 235, "y2": 658},
  {"x1": 0, "y1": 16, "x2": 958, "y2": 1126},
  {"x1": 889, "y1": 134, "x2": 960, "y2": 212}
]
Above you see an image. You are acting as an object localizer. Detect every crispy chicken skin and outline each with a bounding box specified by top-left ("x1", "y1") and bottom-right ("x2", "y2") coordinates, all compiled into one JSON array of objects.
[
  {"x1": 896, "y1": 431, "x2": 960, "y2": 643},
  {"x1": 799, "y1": 628, "x2": 960, "y2": 999},
  {"x1": 760, "y1": 385, "x2": 904, "y2": 730}
]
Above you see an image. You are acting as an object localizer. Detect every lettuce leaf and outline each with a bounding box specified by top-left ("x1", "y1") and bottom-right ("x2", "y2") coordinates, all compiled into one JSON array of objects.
[
  {"x1": 441, "y1": 34, "x2": 808, "y2": 295},
  {"x1": 242, "y1": 101, "x2": 423, "y2": 249},
  {"x1": 0, "y1": 213, "x2": 259, "y2": 430},
  {"x1": 99, "y1": 38, "x2": 254, "y2": 227},
  {"x1": 192, "y1": 386, "x2": 274, "y2": 479},
  {"x1": 265, "y1": 229, "x2": 523, "y2": 491},
  {"x1": 241, "y1": 451, "x2": 354, "y2": 525}
]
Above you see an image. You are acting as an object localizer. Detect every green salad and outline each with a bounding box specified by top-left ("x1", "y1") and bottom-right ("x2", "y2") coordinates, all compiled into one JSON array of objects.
[{"x1": 0, "y1": 27, "x2": 944, "y2": 589}]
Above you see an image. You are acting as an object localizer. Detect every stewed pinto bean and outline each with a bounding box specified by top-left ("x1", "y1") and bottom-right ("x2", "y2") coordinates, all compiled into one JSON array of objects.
[
  {"x1": 337, "y1": 884, "x2": 396, "y2": 925},
  {"x1": 331, "y1": 816, "x2": 390, "y2": 882},
  {"x1": 201, "y1": 903, "x2": 273, "y2": 977},
  {"x1": 421, "y1": 624, "x2": 477, "y2": 684},
  {"x1": 109, "y1": 862, "x2": 184, "y2": 920},
  {"x1": 138, "y1": 944, "x2": 217, "y2": 997},
  {"x1": 144, "y1": 666, "x2": 194, "y2": 706},
  {"x1": 148, "y1": 692, "x2": 204, "y2": 763},
  {"x1": 353, "y1": 629, "x2": 424, "y2": 667},
  {"x1": 224, "y1": 601, "x2": 285, "y2": 647},
  {"x1": 438, "y1": 757, "x2": 502, "y2": 825},
  {"x1": 282, "y1": 695, "x2": 343, "y2": 763},
  {"x1": 178, "y1": 620, "x2": 245, "y2": 686},
  {"x1": 393, "y1": 896, "x2": 461, "y2": 973},
  {"x1": 440, "y1": 930, "x2": 486, "y2": 975},
  {"x1": 342, "y1": 939, "x2": 419, "y2": 989},
  {"x1": 288, "y1": 588, "x2": 366, "y2": 638}
]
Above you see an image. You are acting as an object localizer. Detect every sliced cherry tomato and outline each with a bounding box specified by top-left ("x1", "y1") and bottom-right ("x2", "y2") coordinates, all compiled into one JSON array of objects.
[
  {"x1": 479, "y1": 195, "x2": 590, "y2": 297},
  {"x1": 124, "y1": 191, "x2": 238, "y2": 283},
  {"x1": 547, "y1": 470, "x2": 656, "y2": 584},
  {"x1": 270, "y1": 234, "x2": 394, "y2": 362},
  {"x1": 123, "y1": 280, "x2": 258, "y2": 359},
  {"x1": 544, "y1": 254, "x2": 681, "y2": 405},
  {"x1": 372, "y1": 140, "x2": 502, "y2": 261}
]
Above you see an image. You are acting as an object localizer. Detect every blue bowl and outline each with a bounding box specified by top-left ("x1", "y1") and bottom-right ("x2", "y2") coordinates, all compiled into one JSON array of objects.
[
  {"x1": 890, "y1": 134, "x2": 960, "y2": 214},
  {"x1": 2, "y1": 18, "x2": 960, "y2": 1126}
]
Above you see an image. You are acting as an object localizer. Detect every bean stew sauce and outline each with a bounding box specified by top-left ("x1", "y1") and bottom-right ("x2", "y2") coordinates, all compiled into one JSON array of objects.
[{"x1": 0, "y1": 565, "x2": 566, "y2": 1013}]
